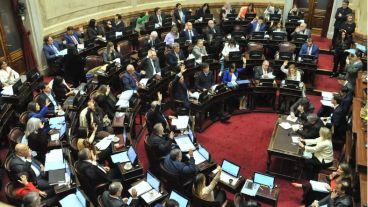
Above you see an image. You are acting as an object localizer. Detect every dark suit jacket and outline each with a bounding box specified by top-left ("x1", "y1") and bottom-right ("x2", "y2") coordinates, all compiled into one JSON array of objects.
[
  {"x1": 297, "y1": 119, "x2": 323, "y2": 139},
  {"x1": 299, "y1": 43, "x2": 319, "y2": 57},
  {"x1": 330, "y1": 105, "x2": 347, "y2": 139},
  {"x1": 144, "y1": 39, "x2": 160, "y2": 49},
  {"x1": 142, "y1": 57, "x2": 161, "y2": 78},
  {"x1": 172, "y1": 75, "x2": 189, "y2": 104},
  {"x1": 318, "y1": 194, "x2": 352, "y2": 207},
  {"x1": 77, "y1": 160, "x2": 110, "y2": 186},
  {"x1": 64, "y1": 32, "x2": 81, "y2": 45},
  {"x1": 250, "y1": 22, "x2": 267, "y2": 32},
  {"x1": 95, "y1": 94, "x2": 117, "y2": 119},
  {"x1": 254, "y1": 66, "x2": 273, "y2": 80},
  {"x1": 37, "y1": 92, "x2": 57, "y2": 113},
  {"x1": 180, "y1": 29, "x2": 198, "y2": 42},
  {"x1": 167, "y1": 50, "x2": 185, "y2": 68},
  {"x1": 341, "y1": 94, "x2": 353, "y2": 115},
  {"x1": 340, "y1": 22, "x2": 356, "y2": 35},
  {"x1": 148, "y1": 133, "x2": 173, "y2": 157},
  {"x1": 163, "y1": 154, "x2": 197, "y2": 178},
  {"x1": 196, "y1": 8, "x2": 210, "y2": 19},
  {"x1": 101, "y1": 191, "x2": 138, "y2": 207},
  {"x1": 122, "y1": 72, "x2": 141, "y2": 90},
  {"x1": 103, "y1": 51, "x2": 121, "y2": 63},
  {"x1": 204, "y1": 26, "x2": 220, "y2": 41},
  {"x1": 113, "y1": 21, "x2": 125, "y2": 33},
  {"x1": 174, "y1": 9, "x2": 189, "y2": 25},
  {"x1": 195, "y1": 71, "x2": 214, "y2": 91},
  {"x1": 146, "y1": 105, "x2": 168, "y2": 132},
  {"x1": 334, "y1": 7, "x2": 353, "y2": 28},
  {"x1": 86, "y1": 26, "x2": 104, "y2": 40},
  {"x1": 43, "y1": 42, "x2": 62, "y2": 60},
  {"x1": 10, "y1": 155, "x2": 43, "y2": 183},
  {"x1": 290, "y1": 98, "x2": 315, "y2": 121},
  {"x1": 149, "y1": 14, "x2": 166, "y2": 25},
  {"x1": 28, "y1": 130, "x2": 49, "y2": 163}
]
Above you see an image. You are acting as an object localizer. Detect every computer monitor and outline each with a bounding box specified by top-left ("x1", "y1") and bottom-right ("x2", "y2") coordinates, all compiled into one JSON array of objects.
[
  {"x1": 221, "y1": 159, "x2": 240, "y2": 177},
  {"x1": 252, "y1": 32, "x2": 265, "y2": 40},
  {"x1": 294, "y1": 34, "x2": 308, "y2": 42},
  {"x1": 127, "y1": 146, "x2": 137, "y2": 165},
  {"x1": 245, "y1": 13, "x2": 256, "y2": 21},
  {"x1": 147, "y1": 171, "x2": 160, "y2": 191},
  {"x1": 184, "y1": 58, "x2": 195, "y2": 68},
  {"x1": 12, "y1": 79, "x2": 22, "y2": 94},
  {"x1": 285, "y1": 80, "x2": 300, "y2": 89},
  {"x1": 253, "y1": 172, "x2": 275, "y2": 188},
  {"x1": 229, "y1": 51, "x2": 242, "y2": 62},
  {"x1": 249, "y1": 50, "x2": 263, "y2": 59},
  {"x1": 59, "y1": 124, "x2": 67, "y2": 138},
  {"x1": 272, "y1": 31, "x2": 286, "y2": 40},
  {"x1": 269, "y1": 14, "x2": 281, "y2": 21},
  {"x1": 169, "y1": 190, "x2": 189, "y2": 207},
  {"x1": 279, "y1": 52, "x2": 293, "y2": 60},
  {"x1": 288, "y1": 15, "x2": 302, "y2": 22},
  {"x1": 202, "y1": 54, "x2": 214, "y2": 63},
  {"x1": 76, "y1": 189, "x2": 87, "y2": 207},
  {"x1": 226, "y1": 13, "x2": 237, "y2": 20},
  {"x1": 198, "y1": 145, "x2": 210, "y2": 161},
  {"x1": 203, "y1": 14, "x2": 213, "y2": 22},
  {"x1": 301, "y1": 54, "x2": 316, "y2": 62}
]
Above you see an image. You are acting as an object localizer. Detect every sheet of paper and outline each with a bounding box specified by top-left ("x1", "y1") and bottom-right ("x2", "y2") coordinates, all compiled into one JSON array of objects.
[
  {"x1": 139, "y1": 78, "x2": 149, "y2": 86},
  {"x1": 320, "y1": 100, "x2": 334, "y2": 107},
  {"x1": 175, "y1": 135, "x2": 195, "y2": 152},
  {"x1": 59, "y1": 194, "x2": 83, "y2": 207},
  {"x1": 51, "y1": 133, "x2": 60, "y2": 141},
  {"x1": 116, "y1": 99, "x2": 129, "y2": 108},
  {"x1": 291, "y1": 136, "x2": 300, "y2": 144},
  {"x1": 279, "y1": 122, "x2": 291, "y2": 129},
  {"x1": 129, "y1": 180, "x2": 152, "y2": 196},
  {"x1": 111, "y1": 151, "x2": 129, "y2": 164},
  {"x1": 310, "y1": 180, "x2": 330, "y2": 193},
  {"x1": 286, "y1": 115, "x2": 297, "y2": 122},
  {"x1": 189, "y1": 92, "x2": 200, "y2": 100},
  {"x1": 241, "y1": 180, "x2": 260, "y2": 196},
  {"x1": 141, "y1": 189, "x2": 162, "y2": 203},
  {"x1": 95, "y1": 137, "x2": 112, "y2": 150},
  {"x1": 321, "y1": 91, "x2": 334, "y2": 101},
  {"x1": 49, "y1": 117, "x2": 66, "y2": 126},
  {"x1": 171, "y1": 116, "x2": 189, "y2": 129},
  {"x1": 44, "y1": 149, "x2": 65, "y2": 171},
  {"x1": 267, "y1": 72, "x2": 275, "y2": 79},
  {"x1": 119, "y1": 90, "x2": 134, "y2": 100},
  {"x1": 187, "y1": 150, "x2": 206, "y2": 165},
  {"x1": 291, "y1": 124, "x2": 301, "y2": 131},
  {"x1": 77, "y1": 44, "x2": 84, "y2": 50},
  {"x1": 58, "y1": 49, "x2": 68, "y2": 56},
  {"x1": 1, "y1": 85, "x2": 13, "y2": 95},
  {"x1": 115, "y1": 32, "x2": 123, "y2": 37},
  {"x1": 303, "y1": 151, "x2": 313, "y2": 159}
]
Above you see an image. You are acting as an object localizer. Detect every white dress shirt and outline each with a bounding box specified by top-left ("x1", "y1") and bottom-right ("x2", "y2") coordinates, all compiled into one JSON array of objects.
[{"x1": 0, "y1": 67, "x2": 20, "y2": 86}]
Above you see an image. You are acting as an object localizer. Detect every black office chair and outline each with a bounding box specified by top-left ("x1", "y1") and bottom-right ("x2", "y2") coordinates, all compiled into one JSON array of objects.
[
  {"x1": 144, "y1": 135, "x2": 163, "y2": 176},
  {"x1": 5, "y1": 182, "x2": 22, "y2": 206},
  {"x1": 97, "y1": 195, "x2": 105, "y2": 207},
  {"x1": 159, "y1": 160, "x2": 193, "y2": 195}
]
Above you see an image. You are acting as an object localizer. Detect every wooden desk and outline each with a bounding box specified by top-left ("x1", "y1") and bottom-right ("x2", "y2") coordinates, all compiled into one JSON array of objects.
[
  {"x1": 117, "y1": 161, "x2": 144, "y2": 183},
  {"x1": 356, "y1": 131, "x2": 367, "y2": 173},
  {"x1": 130, "y1": 179, "x2": 169, "y2": 207},
  {"x1": 267, "y1": 118, "x2": 304, "y2": 180},
  {"x1": 359, "y1": 173, "x2": 367, "y2": 207},
  {"x1": 253, "y1": 185, "x2": 280, "y2": 207},
  {"x1": 209, "y1": 172, "x2": 245, "y2": 194}
]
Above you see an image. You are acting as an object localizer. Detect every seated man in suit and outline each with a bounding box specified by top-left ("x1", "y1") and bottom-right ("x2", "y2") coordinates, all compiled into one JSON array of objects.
[
  {"x1": 194, "y1": 63, "x2": 214, "y2": 91},
  {"x1": 148, "y1": 123, "x2": 175, "y2": 157},
  {"x1": 37, "y1": 82, "x2": 61, "y2": 114},
  {"x1": 64, "y1": 26, "x2": 81, "y2": 46},
  {"x1": 164, "y1": 148, "x2": 197, "y2": 179},
  {"x1": 296, "y1": 113, "x2": 323, "y2": 139},
  {"x1": 250, "y1": 16, "x2": 268, "y2": 32},
  {"x1": 10, "y1": 144, "x2": 50, "y2": 190},
  {"x1": 141, "y1": 49, "x2": 161, "y2": 79},
  {"x1": 204, "y1": 20, "x2": 220, "y2": 42},
  {"x1": 290, "y1": 97, "x2": 315, "y2": 121},
  {"x1": 254, "y1": 60, "x2": 273, "y2": 80},
  {"x1": 102, "y1": 182, "x2": 138, "y2": 207},
  {"x1": 167, "y1": 43, "x2": 185, "y2": 69},
  {"x1": 42, "y1": 36, "x2": 62, "y2": 62},
  {"x1": 299, "y1": 38, "x2": 319, "y2": 58},
  {"x1": 192, "y1": 39, "x2": 208, "y2": 64},
  {"x1": 122, "y1": 64, "x2": 143, "y2": 90},
  {"x1": 145, "y1": 31, "x2": 161, "y2": 49},
  {"x1": 22, "y1": 192, "x2": 42, "y2": 207},
  {"x1": 291, "y1": 22, "x2": 311, "y2": 38},
  {"x1": 76, "y1": 148, "x2": 118, "y2": 186},
  {"x1": 180, "y1": 22, "x2": 198, "y2": 43},
  {"x1": 113, "y1": 14, "x2": 125, "y2": 33},
  {"x1": 146, "y1": 92, "x2": 175, "y2": 133},
  {"x1": 310, "y1": 179, "x2": 352, "y2": 207},
  {"x1": 171, "y1": 65, "x2": 191, "y2": 108},
  {"x1": 150, "y1": 7, "x2": 165, "y2": 28}
]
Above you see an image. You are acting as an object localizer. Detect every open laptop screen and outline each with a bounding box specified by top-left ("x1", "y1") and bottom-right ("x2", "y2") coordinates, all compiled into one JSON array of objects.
[
  {"x1": 147, "y1": 171, "x2": 160, "y2": 191},
  {"x1": 254, "y1": 172, "x2": 275, "y2": 188},
  {"x1": 127, "y1": 146, "x2": 137, "y2": 164},
  {"x1": 76, "y1": 189, "x2": 87, "y2": 207},
  {"x1": 221, "y1": 160, "x2": 240, "y2": 177},
  {"x1": 198, "y1": 145, "x2": 210, "y2": 160},
  {"x1": 169, "y1": 190, "x2": 189, "y2": 207}
]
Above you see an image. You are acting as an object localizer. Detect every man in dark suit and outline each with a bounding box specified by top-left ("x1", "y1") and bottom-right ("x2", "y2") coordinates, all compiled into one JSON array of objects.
[
  {"x1": 10, "y1": 144, "x2": 50, "y2": 190},
  {"x1": 296, "y1": 113, "x2": 323, "y2": 139},
  {"x1": 122, "y1": 64, "x2": 142, "y2": 90},
  {"x1": 173, "y1": 3, "x2": 189, "y2": 28},
  {"x1": 101, "y1": 182, "x2": 138, "y2": 207},
  {"x1": 163, "y1": 148, "x2": 197, "y2": 179},
  {"x1": 299, "y1": 38, "x2": 319, "y2": 57},
  {"x1": 64, "y1": 26, "x2": 81, "y2": 46},
  {"x1": 250, "y1": 16, "x2": 268, "y2": 32},
  {"x1": 141, "y1": 49, "x2": 161, "y2": 79},
  {"x1": 194, "y1": 63, "x2": 214, "y2": 91},
  {"x1": 180, "y1": 22, "x2": 198, "y2": 43},
  {"x1": 167, "y1": 43, "x2": 185, "y2": 68},
  {"x1": 332, "y1": 0, "x2": 352, "y2": 45},
  {"x1": 148, "y1": 123, "x2": 175, "y2": 157},
  {"x1": 327, "y1": 94, "x2": 347, "y2": 144},
  {"x1": 144, "y1": 31, "x2": 161, "y2": 49},
  {"x1": 337, "y1": 74, "x2": 354, "y2": 95},
  {"x1": 171, "y1": 66, "x2": 191, "y2": 108},
  {"x1": 254, "y1": 60, "x2": 273, "y2": 79},
  {"x1": 37, "y1": 82, "x2": 59, "y2": 114},
  {"x1": 204, "y1": 20, "x2": 220, "y2": 41},
  {"x1": 150, "y1": 7, "x2": 165, "y2": 28},
  {"x1": 42, "y1": 36, "x2": 62, "y2": 61},
  {"x1": 113, "y1": 14, "x2": 125, "y2": 33},
  {"x1": 290, "y1": 97, "x2": 315, "y2": 122},
  {"x1": 146, "y1": 92, "x2": 175, "y2": 133},
  {"x1": 76, "y1": 148, "x2": 116, "y2": 186},
  {"x1": 311, "y1": 179, "x2": 352, "y2": 207}
]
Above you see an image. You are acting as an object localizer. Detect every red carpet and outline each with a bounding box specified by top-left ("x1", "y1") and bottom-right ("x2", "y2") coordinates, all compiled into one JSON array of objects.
[
  {"x1": 318, "y1": 54, "x2": 334, "y2": 70},
  {"x1": 314, "y1": 74, "x2": 341, "y2": 92},
  {"x1": 312, "y1": 35, "x2": 332, "y2": 50}
]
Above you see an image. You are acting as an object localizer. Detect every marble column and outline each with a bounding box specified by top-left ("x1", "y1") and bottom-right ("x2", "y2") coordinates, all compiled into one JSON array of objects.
[
  {"x1": 283, "y1": 0, "x2": 293, "y2": 27},
  {"x1": 327, "y1": 0, "x2": 343, "y2": 39}
]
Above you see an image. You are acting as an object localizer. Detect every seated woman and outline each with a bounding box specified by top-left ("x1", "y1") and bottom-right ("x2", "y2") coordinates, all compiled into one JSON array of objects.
[
  {"x1": 220, "y1": 3, "x2": 236, "y2": 21},
  {"x1": 0, "y1": 60, "x2": 20, "y2": 86},
  {"x1": 280, "y1": 61, "x2": 301, "y2": 81},
  {"x1": 292, "y1": 162, "x2": 352, "y2": 206},
  {"x1": 299, "y1": 127, "x2": 334, "y2": 180},
  {"x1": 222, "y1": 62, "x2": 247, "y2": 110},
  {"x1": 196, "y1": 3, "x2": 211, "y2": 20},
  {"x1": 24, "y1": 118, "x2": 49, "y2": 164},
  {"x1": 27, "y1": 101, "x2": 49, "y2": 123},
  {"x1": 135, "y1": 11, "x2": 150, "y2": 33},
  {"x1": 238, "y1": 3, "x2": 256, "y2": 19},
  {"x1": 164, "y1": 26, "x2": 180, "y2": 46},
  {"x1": 270, "y1": 21, "x2": 287, "y2": 33},
  {"x1": 220, "y1": 39, "x2": 240, "y2": 73},
  {"x1": 193, "y1": 166, "x2": 227, "y2": 205},
  {"x1": 52, "y1": 76, "x2": 74, "y2": 103},
  {"x1": 103, "y1": 41, "x2": 121, "y2": 64},
  {"x1": 94, "y1": 85, "x2": 117, "y2": 119},
  {"x1": 15, "y1": 172, "x2": 58, "y2": 207}
]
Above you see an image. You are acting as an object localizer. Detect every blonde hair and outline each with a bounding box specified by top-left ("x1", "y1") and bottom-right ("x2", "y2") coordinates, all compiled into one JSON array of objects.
[{"x1": 319, "y1": 127, "x2": 332, "y2": 140}]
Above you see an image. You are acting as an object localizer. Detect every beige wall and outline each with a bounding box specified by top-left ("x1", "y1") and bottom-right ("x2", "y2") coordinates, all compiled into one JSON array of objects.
[{"x1": 350, "y1": 0, "x2": 367, "y2": 35}]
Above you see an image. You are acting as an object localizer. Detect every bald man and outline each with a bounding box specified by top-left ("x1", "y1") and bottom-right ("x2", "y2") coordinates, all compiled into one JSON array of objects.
[
  {"x1": 254, "y1": 60, "x2": 273, "y2": 79},
  {"x1": 291, "y1": 22, "x2": 311, "y2": 38},
  {"x1": 205, "y1": 20, "x2": 220, "y2": 42},
  {"x1": 122, "y1": 64, "x2": 142, "y2": 90},
  {"x1": 142, "y1": 49, "x2": 161, "y2": 79},
  {"x1": 10, "y1": 144, "x2": 50, "y2": 190},
  {"x1": 180, "y1": 22, "x2": 198, "y2": 42}
]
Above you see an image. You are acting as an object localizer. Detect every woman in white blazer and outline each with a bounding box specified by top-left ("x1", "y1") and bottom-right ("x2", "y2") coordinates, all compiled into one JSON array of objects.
[{"x1": 299, "y1": 127, "x2": 334, "y2": 180}]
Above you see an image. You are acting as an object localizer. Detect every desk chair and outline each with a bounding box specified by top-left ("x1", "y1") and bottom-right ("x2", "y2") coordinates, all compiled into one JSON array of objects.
[
  {"x1": 5, "y1": 182, "x2": 22, "y2": 206},
  {"x1": 143, "y1": 135, "x2": 162, "y2": 175},
  {"x1": 159, "y1": 161, "x2": 193, "y2": 195},
  {"x1": 85, "y1": 55, "x2": 103, "y2": 72},
  {"x1": 19, "y1": 111, "x2": 30, "y2": 128},
  {"x1": 97, "y1": 47, "x2": 106, "y2": 56},
  {"x1": 4, "y1": 154, "x2": 15, "y2": 182},
  {"x1": 69, "y1": 136, "x2": 79, "y2": 161},
  {"x1": 117, "y1": 40, "x2": 133, "y2": 58},
  {"x1": 168, "y1": 81, "x2": 186, "y2": 114},
  {"x1": 191, "y1": 189, "x2": 223, "y2": 207},
  {"x1": 247, "y1": 42, "x2": 264, "y2": 59},
  {"x1": 97, "y1": 195, "x2": 105, "y2": 207},
  {"x1": 7, "y1": 127, "x2": 24, "y2": 148},
  {"x1": 137, "y1": 35, "x2": 149, "y2": 51}
]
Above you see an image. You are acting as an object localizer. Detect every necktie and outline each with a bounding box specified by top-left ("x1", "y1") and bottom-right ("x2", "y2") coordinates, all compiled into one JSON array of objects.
[
  {"x1": 31, "y1": 160, "x2": 41, "y2": 172},
  {"x1": 50, "y1": 44, "x2": 59, "y2": 54},
  {"x1": 255, "y1": 24, "x2": 260, "y2": 32},
  {"x1": 189, "y1": 30, "x2": 192, "y2": 41},
  {"x1": 158, "y1": 15, "x2": 162, "y2": 24},
  {"x1": 212, "y1": 28, "x2": 216, "y2": 34},
  {"x1": 308, "y1": 46, "x2": 312, "y2": 55},
  {"x1": 151, "y1": 59, "x2": 156, "y2": 74},
  {"x1": 71, "y1": 35, "x2": 78, "y2": 45}
]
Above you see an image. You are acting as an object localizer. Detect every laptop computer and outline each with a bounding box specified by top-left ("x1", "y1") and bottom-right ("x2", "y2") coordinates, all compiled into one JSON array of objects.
[
  {"x1": 110, "y1": 146, "x2": 137, "y2": 165},
  {"x1": 279, "y1": 52, "x2": 293, "y2": 60},
  {"x1": 184, "y1": 58, "x2": 195, "y2": 68},
  {"x1": 189, "y1": 144, "x2": 210, "y2": 165},
  {"x1": 301, "y1": 54, "x2": 316, "y2": 62},
  {"x1": 221, "y1": 159, "x2": 241, "y2": 178},
  {"x1": 59, "y1": 188, "x2": 88, "y2": 207},
  {"x1": 49, "y1": 168, "x2": 66, "y2": 185},
  {"x1": 252, "y1": 32, "x2": 265, "y2": 40},
  {"x1": 139, "y1": 171, "x2": 163, "y2": 203},
  {"x1": 272, "y1": 31, "x2": 286, "y2": 40},
  {"x1": 285, "y1": 80, "x2": 300, "y2": 88},
  {"x1": 294, "y1": 34, "x2": 308, "y2": 43},
  {"x1": 253, "y1": 172, "x2": 275, "y2": 188},
  {"x1": 201, "y1": 54, "x2": 214, "y2": 63},
  {"x1": 229, "y1": 51, "x2": 242, "y2": 62},
  {"x1": 169, "y1": 190, "x2": 189, "y2": 207},
  {"x1": 269, "y1": 14, "x2": 281, "y2": 21}
]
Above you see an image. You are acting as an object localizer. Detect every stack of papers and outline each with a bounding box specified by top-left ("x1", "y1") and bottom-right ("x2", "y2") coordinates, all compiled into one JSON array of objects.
[
  {"x1": 139, "y1": 78, "x2": 149, "y2": 87},
  {"x1": 171, "y1": 116, "x2": 189, "y2": 129},
  {"x1": 241, "y1": 180, "x2": 260, "y2": 196},
  {"x1": 1, "y1": 85, "x2": 13, "y2": 95},
  {"x1": 310, "y1": 180, "x2": 329, "y2": 193},
  {"x1": 129, "y1": 181, "x2": 152, "y2": 196},
  {"x1": 141, "y1": 189, "x2": 162, "y2": 203},
  {"x1": 279, "y1": 122, "x2": 291, "y2": 129},
  {"x1": 116, "y1": 90, "x2": 135, "y2": 108},
  {"x1": 58, "y1": 49, "x2": 68, "y2": 56},
  {"x1": 44, "y1": 149, "x2": 65, "y2": 171},
  {"x1": 95, "y1": 135, "x2": 115, "y2": 150},
  {"x1": 286, "y1": 115, "x2": 297, "y2": 122},
  {"x1": 291, "y1": 136, "x2": 300, "y2": 144},
  {"x1": 321, "y1": 91, "x2": 334, "y2": 107},
  {"x1": 175, "y1": 135, "x2": 195, "y2": 152}
]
